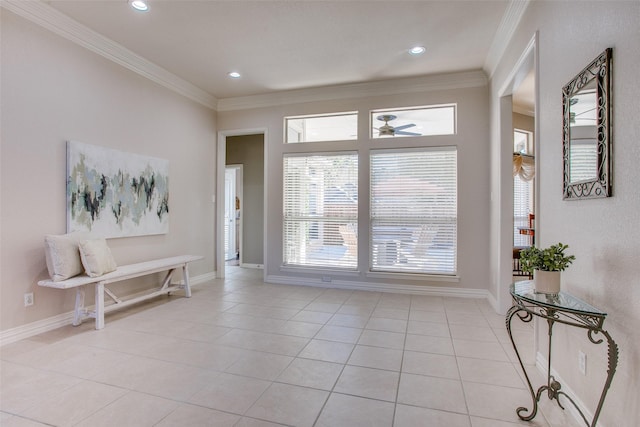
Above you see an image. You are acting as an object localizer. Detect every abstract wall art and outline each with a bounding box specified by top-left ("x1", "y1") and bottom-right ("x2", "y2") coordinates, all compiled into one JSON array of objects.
[{"x1": 67, "y1": 141, "x2": 169, "y2": 238}]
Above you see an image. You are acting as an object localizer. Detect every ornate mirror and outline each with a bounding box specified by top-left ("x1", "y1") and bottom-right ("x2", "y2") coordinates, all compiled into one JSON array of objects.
[{"x1": 562, "y1": 48, "x2": 612, "y2": 200}]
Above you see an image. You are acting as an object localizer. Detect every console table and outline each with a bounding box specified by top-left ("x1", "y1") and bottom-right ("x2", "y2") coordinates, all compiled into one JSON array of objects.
[{"x1": 506, "y1": 281, "x2": 618, "y2": 427}]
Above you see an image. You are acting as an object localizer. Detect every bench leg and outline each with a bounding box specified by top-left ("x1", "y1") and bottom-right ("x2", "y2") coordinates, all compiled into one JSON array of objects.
[
  {"x1": 73, "y1": 287, "x2": 85, "y2": 326},
  {"x1": 95, "y1": 282, "x2": 105, "y2": 330},
  {"x1": 183, "y1": 264, "x2": 192, "y2": 298}
]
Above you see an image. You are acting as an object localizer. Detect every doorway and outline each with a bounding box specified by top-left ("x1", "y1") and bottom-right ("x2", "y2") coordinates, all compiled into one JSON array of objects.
[
  {"x1": 216, "y1": 130, "x2": 267, "y2": 279},
  {"x1": 495, "y1": 33, "x2": 539, "y2": 314},
  {"x1": 225, "y1": 165, "x2": 242, "y2": 266}
]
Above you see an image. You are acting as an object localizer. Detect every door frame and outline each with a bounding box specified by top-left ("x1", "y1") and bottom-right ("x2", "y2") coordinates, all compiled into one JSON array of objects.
[
  {"x1": 216, "y1": 128, "x2": 268, "y2": 279},
  {"x1": 495, "y1": 32, "x2": 539, "y2": 314}
]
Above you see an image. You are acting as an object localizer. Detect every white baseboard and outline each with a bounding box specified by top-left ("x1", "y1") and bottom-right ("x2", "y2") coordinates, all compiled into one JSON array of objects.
[
  {"x1": 535, "y1": 351, "x2": 603, "y2": 427},
  {"x1": 266, "y1": 274, "x2": 488, "y2": 299},
  {"x1": 0, "y1": 271, "x2": 217, "y2": 347},
  {"x1": 239, "y1": 263, "x2": 264, "y2": 269}
]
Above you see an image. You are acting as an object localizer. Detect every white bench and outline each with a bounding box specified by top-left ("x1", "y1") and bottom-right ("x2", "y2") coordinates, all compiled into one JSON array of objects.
[{"x1": 38, "y1": 255, "x2": 203, "y2": 330}]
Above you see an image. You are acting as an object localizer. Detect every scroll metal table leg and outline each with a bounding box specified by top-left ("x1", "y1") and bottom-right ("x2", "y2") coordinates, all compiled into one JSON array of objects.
[{"x1": 506, "y1": 305, "x2": 538, "y2": 421}]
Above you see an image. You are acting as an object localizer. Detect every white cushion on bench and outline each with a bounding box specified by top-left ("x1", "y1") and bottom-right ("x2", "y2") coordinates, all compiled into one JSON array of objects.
[
  {"x1": 44, "y1": 233, "x2": 87, "y2": 282},
  {"x1": 79, "y1": 238, "x2": 117, "y2": 277}
]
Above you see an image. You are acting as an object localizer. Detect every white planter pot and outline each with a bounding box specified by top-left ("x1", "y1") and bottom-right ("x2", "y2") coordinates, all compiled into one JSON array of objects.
[{"x1": 534, "y1": 270, "x2": 561, "y2": 294}]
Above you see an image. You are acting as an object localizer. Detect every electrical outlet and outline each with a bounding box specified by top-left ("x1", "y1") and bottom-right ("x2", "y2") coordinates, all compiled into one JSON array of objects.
[
  {"x1": 24, "y1": 292, "x2": 34, "y2": 307},
  {"x1": 578, "y1": 350, "x2": 587, "y2": 375},
  {"x1": 321, "y1": 276, "x2": 332, "y2": 283}
]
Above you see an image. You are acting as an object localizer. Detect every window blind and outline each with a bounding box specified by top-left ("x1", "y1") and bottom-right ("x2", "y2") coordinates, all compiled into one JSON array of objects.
[
  {"x1": 283, "y1": 153, "x2": 358, "y2": 269},
  {"x1": 513, "y1": 175, "x2": 533, "y2": 247},
  {"x1": 370, "y1": 147, "x2": 457, "y2": 275}
]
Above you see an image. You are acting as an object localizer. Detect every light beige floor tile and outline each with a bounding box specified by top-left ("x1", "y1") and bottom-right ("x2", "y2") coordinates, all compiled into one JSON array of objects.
[
  {"x1": 225, "y1": 351, "x2": 293, "y2": 381},
  {"x1": 315, "y1": 393, "x2": 395, "y2": 427},
  {"x1": 470, "y1": 417, "x2": 543, "y2": 427},
  {"x1": 291, "y1": 310, "x2": 333, "y2": 324},
  {"x1": 298, "y1": 339, "x2": 355, "y2": 363},
  {"x1": 402, "y1": 350, "x2": 460, "y2": 379},
  {"x1": 334, "y1": 365, "x2": 399, "y2": 402},
  {"x1": 235, "y1": 417, "x2": 289, "y2": 426},
  {"x1": 275, "y1": 320, "x2": 323, "y2": 338},
  {"x1": 347, "y1": 345, "x2": 403, "y2": 371},
  {"x1": 328, "y1": 313, "x2": 370, "y2": 328},
  {"x1": 155, "y1": 404, "x2": 240, "y2": 426},
  {"x1": 0, "y1": 414, "x2": 51, "y2": 426},
  {"x1": 215, "y1": 329, "x2": 309, "y2": 356},
  {"x1": 453, "y1": 339, "x2": 511, "y2": 362},
  {"x1": 90, "y1": 355, "x2": 217, "y2": 401},
  {"x1": 315, "y1": 325, "x2": 362, "y2": 344},
  {"x1": 395, "y1": 404, "x2": 471, "y2": 427},
  {"x1": 336, "y1": 304, "x2": 375, "y2": 316},
  {"x1": 176, "y1": 323, "x2": 233, "y2": 343},
  {"x1": 446, "y1": 311, "x2": 491, "y2": 327},
  {"x1": 304, "y1": 301, "x2": 342, "y2": 313},
  {"x1": 409, "y1": 309, "x2": 448, "y2": 323},
  {"x1": 155, "y1": 340, "x2": 249, "y2": 371},
  {"x1": 410, "y1": 297, "x2": 446, "y2": 313},
  {"x1": 276, "y1": 357, "x2": 343, "y2": 390},
  {"x1": 2, "y1": 341, "x2": 133, "y2": 380},
  {"x1": 188, "y1": 372, "x2": 271, "y2": 414},
  {"x1": 365, "y1": 317, "x2": 407, "y2": 333},
  {"x1": 397, "y1": 373, "x2": 467, "y2": 414},
  {"x1": 464, "y1": 381, "x2": 547, "y2": 424},
  {"x1": 371, "y1": 307, "x2": 409, "y2": 320},
  {"x1": 20, "y1": 381, "x2": 127, "y2": 426},
  {"x1": 357, "y1": 329, "x2": 405, "y2": 349},
  {"x1": 378, "y1": 294, "x2": 411, "y2": 309},
  {"x1": 74, "y1": 391, "x2": 179, "y2": 427},
  {"x1": 0, "y1": 361, "x2": 82, "y2": 413},
  {"x1": 246, "y1": 383, "x2": 328, "y2": 427},
  {"x1": 449, "y1": 324, "x2": 499, "y2": 342},
  {"x1": 458, "y1": 357, "x2": 525, "y2": 388},
  {"x1": 405, "y1": 333, "x2": 454, "y2": 355},
  {"x1": 407, "y1": 320, "x2": 451, "y2": 337}
]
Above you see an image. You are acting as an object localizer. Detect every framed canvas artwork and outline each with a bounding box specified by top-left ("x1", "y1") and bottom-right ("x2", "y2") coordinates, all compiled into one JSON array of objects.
[{"x1": 67, "y1": 141, "x2": 169, "y2": 238}]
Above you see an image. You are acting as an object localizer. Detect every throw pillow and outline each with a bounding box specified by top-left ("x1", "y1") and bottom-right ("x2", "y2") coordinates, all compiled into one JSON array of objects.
[{"x1": 78, "y1": 239, "x2": 118, "y2": 277}]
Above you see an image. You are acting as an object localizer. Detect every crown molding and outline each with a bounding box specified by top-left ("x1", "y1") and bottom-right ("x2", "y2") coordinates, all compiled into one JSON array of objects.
[
  {"x1": 484, "y1": 0, "x2": 531, "y2": 79},
  {"x1": 1, "y1": 0, "x2": 218, "y2": 110},
  {"x1": 217, "y1": 70, "x2": 488, "y2": 112}
]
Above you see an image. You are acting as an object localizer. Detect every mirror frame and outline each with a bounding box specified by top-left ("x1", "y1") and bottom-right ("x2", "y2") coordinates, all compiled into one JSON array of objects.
[{"x1": 562, "y1": 48, "x2": 612, "y2": 200}]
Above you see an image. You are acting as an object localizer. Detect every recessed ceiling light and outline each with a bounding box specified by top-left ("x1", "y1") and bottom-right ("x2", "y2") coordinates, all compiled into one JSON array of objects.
[
  {"x1": 130, "y1": 0, "x2": 149, "y2": 12},
  {"x1": 228, "y1": 71, "x2": 241, "y2": 79},
  {"x1": 408, "y1": 46, "x2": 426, "y2": 55}
]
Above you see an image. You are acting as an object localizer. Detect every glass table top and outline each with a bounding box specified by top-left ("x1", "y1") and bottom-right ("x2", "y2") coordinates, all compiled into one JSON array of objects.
[{"x1": 511, "y1": 281, "x2": 606, "y2": 317}]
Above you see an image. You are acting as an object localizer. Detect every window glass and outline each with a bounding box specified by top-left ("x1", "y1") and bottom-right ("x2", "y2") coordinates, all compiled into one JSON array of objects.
[
  {"x1": 371, "y1": 105, "x2": 455, "y2": 138},
  {"x1": 285, "y1": 112, "x2": 358, "y2": 143},
  {"x1": 283, "y1": 153, "x2": 358, "y2": 269},
  {"x1": 370, "y1": 147, "x2": 457, "y2": 275}
]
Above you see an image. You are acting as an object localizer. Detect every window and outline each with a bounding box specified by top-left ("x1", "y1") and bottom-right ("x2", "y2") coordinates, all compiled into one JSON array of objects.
[
  {"x1": 513, "y1": 129, "x2": 534, "y2": 246},
  {"x1": 285, "y1": 112, "x2": 358, "y2": 143},
  {"x1": 283, "y1": 153, "x2": 358, "y2": 269},
  {"x1": 371, "y1": 105, "x2": 456, "y2": 139},
  {"x1": 370, "y1": 147, "x2": 457, "y2": 275}
]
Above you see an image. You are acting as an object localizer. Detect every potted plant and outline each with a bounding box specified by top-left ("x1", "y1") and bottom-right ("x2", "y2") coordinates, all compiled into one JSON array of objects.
[{"x1": 519, "y1": 243, "x2": 575, "y2": 294}]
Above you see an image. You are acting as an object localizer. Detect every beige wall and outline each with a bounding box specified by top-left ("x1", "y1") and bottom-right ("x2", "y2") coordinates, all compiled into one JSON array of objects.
[
  {"x1": 490, "y1": 1, "x2": 640, "y2": 425},
  {"x1": 226, "y1": 135, "x2": 265, "y2": 266},
  {"x1": 219, "y1": 83, "x2": 491, "y2": 291},
  {"x1": 0, "y1": 10, "x2": 217, "y2": 331}
]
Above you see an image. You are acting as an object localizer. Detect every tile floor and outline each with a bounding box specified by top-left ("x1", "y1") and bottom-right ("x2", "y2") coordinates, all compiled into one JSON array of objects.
[{"x1": 1, "y1": 268, "x2": 581, "y2": 426}]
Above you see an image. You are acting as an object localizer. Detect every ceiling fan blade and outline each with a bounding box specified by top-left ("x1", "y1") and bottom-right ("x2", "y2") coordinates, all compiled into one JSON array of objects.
[
  {"x1": 393, "y1": 123, "x2": 416, "y2": 131},
  {"x1": 395, "y1": 130, "x2": 422, "y2": 136}
]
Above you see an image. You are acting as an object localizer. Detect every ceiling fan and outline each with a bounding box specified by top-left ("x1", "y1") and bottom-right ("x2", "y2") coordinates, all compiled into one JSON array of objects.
[{"x1": 375, "y1": 114, "x2": 421, "y2": 137}]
